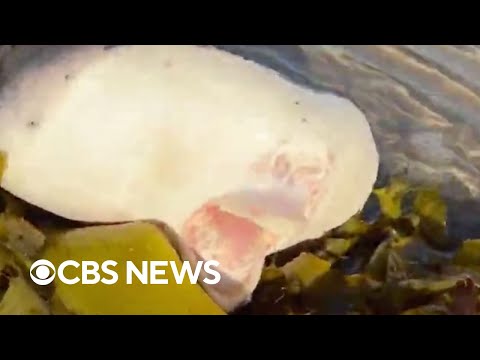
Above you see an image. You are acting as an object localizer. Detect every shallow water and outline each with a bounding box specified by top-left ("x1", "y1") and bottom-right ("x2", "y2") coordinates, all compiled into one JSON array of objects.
[
  {"x1": 1, "y1": 45, "x2": 480, "y2": 240},
  {"x1": 219, "y1": 45, "x2": 480, "y2": 241}
]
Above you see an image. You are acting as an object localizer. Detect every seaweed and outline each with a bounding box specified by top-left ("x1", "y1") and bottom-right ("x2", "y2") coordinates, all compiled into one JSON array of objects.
[
  {"x1": 0, "y1": 174, "x2": 478, "y2": 315},
  {"x1": 235, "y1": 178, "x2": 480, "y2": 315}
]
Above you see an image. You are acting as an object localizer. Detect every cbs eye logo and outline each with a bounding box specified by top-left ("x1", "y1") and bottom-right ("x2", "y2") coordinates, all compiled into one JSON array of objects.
[{"x1": 30, "y1": 259, "x2": 56, "y2": 285}]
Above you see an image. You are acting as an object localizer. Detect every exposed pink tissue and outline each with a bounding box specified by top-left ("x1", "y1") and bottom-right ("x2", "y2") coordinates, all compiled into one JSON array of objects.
[{"x1": 178, "y1": 148, "x2": 335, "y2": 311}]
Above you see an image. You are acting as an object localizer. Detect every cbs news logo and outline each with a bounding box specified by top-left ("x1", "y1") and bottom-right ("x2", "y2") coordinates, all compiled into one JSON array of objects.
[{"x1": 29, "y1": 259, "x2": 221, "y2": 285}]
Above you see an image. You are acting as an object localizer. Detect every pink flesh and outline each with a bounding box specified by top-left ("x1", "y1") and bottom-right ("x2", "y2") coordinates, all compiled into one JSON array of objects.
[
  {"x1": 177, "y1": 147, "x2": 336, "y2": 311},
  {"x1": 182, "y1": 204, "x2": 273, "y2": 276},
  {"x1": 180, "y1": 203, "x2": 274, "y2": 311}
]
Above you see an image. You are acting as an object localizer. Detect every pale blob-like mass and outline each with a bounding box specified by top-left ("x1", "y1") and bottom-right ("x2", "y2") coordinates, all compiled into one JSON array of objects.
[{"x1": 0, "y1": 45, "x2": 379, "y2": 311}]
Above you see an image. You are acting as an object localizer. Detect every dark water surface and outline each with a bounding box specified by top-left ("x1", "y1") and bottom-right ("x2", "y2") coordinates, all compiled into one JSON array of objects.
[{"x1": 221, "y1": 45, "x2": 480, "y2": 241}]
